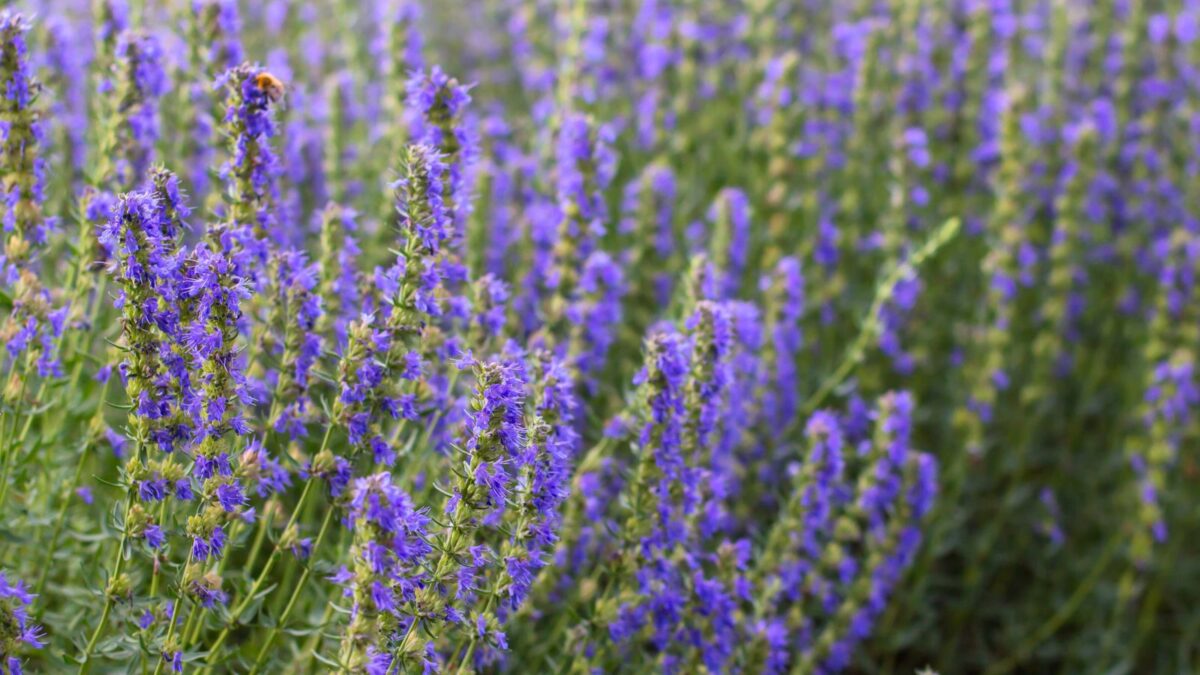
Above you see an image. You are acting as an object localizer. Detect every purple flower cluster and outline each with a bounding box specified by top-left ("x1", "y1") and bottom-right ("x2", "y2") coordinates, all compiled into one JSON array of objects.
[
  {"x1": 192, "y1": 0, "x2": 244, "y2": 74},
  {"x1": 751, "y1": 393, "x2": 937, "y2": 674},
  {"x1": 316, "y1": 203, "x2": 362, "y2": 347},
  {"x1": 406, "y1": 66, "x2": 476, "y2": 234},
  {"x1": 110, "y1": 30, "x2": 168, "y2": 188},
  {"x1": 331, "y1": 143, "x2": 462, "y2": 467},
  {"x1": 329, "y1": 345, "x2": 583, "y2": 672},
  {"x1": 530, "y1": 113, "x2": 619, "y2": 356},
  {"x1": 266, "y1": 250, "x2": 324, "y2": 438},
  {"x1": 184, "y1": 0, "x2": 244, "y2": 204},
  {"x1": 620, "y1": 162, "x2": 678, "y2": 314},
  {"x1": 760, "y1": 257, "x2": 805, "y2": 433},
  {"x1": 707, "y1": 188, "x2": 751, "y2": 299},
  {"x1": 101, "y1": 184, "x2": 192, "y2": 456},
  {"x1": 0, "y1": 572, "x2": 42, "y2": 675},
  {"x1": 567, "y1": 251, "x2": 624, "y2": 384},
  {"x1": 500, "y1": 352, "x2": 578, "y2": 609},
  {"x1": 214, "y1": 62, "x2": 283, "y2": 278},
  {"x1": 0, "y1": 12, "x2": 61, "y2": 374},
  {"x1": 335, "y1": 471, "x2": 433, "y2": 670}
]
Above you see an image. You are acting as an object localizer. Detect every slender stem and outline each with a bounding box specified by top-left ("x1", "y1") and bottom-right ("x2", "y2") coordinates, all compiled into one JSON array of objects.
[
  {"x1": 236, "y1": 404, "x2": 284, "y2": 577},
  {"x1": 185, "y1": 597, "x2": 207, "y2": 646},
  {"x1": 0, "y1": 356, "x2": 33, "y2": 511},
  {"x1": 183, "y1": 602, "x2": 201, "y2": 644},
  {"x1": 983, "y1": 532, "x2": 1120, "y2": 675},
  {"x1": 79, "y1": 601, "x2": 114, "y2": 675},
  {"x1": 295, "y1": 600, "x2": 337, "y2": 671},
  {"x1": 148, "y1": 500, "x2": 169, "y2": 598},
  {"x1": 247, "y1": 505, "x2": 337, "y2": 675},
  {"x1": 204, "y1": 477, "x2": 315, "y2": 659},
  {"x1": 0, "y1": 412, "x2": 13, "y2": 524},
  {"x1": 791, "y1": 216, "x2": 962, "y2": 427},
  {"x1": 34, "y1": 365, "x2": 114, "y2": 601},
  {"x1": 79, "y1": 490, "x2": 137, "y2": 674},
  {"x1": 454, "y1": 590, "x2": 498, "y2": 674},
  {"x1": 33, "y1": 437, "x2": 92, "y2": 603},
  {"x1": 206, "y1": 424, "x2": 333, "y2": 661},
  {"x1": 294, "y1": 527, "x2": 352, "y2": 672},
  {"x1": 241, "y1": 508, "x2": 272, "y2": 576},
  {"x1": 152, "y1": 564, "x2": 194, "y2": 675}
]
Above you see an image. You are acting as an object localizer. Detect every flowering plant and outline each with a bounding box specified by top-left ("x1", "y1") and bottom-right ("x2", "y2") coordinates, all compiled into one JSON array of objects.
[{"x1": 0, "y1": 1, "x2": 1193, "y2": 674}]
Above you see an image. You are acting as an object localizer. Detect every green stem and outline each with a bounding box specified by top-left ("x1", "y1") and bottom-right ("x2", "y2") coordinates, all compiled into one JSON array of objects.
[
  {"x1": 241, "y1": 508, "x2": 272, "y2": 578},
  {"x1": 152, "y1": 566, "x2": 194, "y2": 675},
  {"x1": 295, "y1": 600, "x2": 337, "y2": 671},
  {"x1": 148, "y1": 500, "x2": 169, "y2": 598},
  {"x1": 206, "y1": 424, "x2": 333, "y2": 662},
  {"x1": 78, "y1": 490, "x2": 137, "y2": 674},
  {"x1": 0, "y1": 356, "x2": 33, "y2": 511},
  {"x1": 454, "y1": 590, "x2": 499, "y2": 674},
  {"x1": 33, "y1": 362, "x2": 114, "y2": 601},
  {"x1": 246, "y1": 505, "x2": 336, "y2": 675},
  {"x1": 33, "y1": 437, "x2": 92, "y2": 603},
  {"x1": 984, "y1": 533, "x2": 1120, "y2": 675},
  {"x1": 789, "y1": 216, "x2": 961, "y2": 428}
]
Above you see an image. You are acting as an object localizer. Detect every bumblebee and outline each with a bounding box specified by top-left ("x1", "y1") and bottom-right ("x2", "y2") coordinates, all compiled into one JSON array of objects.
[{"x1": 254, "y1": 71, "x2": 286, "y2": 103}]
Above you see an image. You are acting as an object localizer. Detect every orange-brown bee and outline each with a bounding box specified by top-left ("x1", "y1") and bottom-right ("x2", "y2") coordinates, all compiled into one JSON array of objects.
[{"x1": 254, "y1": 71, "x2": 286, "y2": 103}]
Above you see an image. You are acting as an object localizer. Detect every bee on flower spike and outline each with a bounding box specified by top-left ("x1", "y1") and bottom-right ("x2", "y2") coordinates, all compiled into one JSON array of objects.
[{"x1": 254, "y1": 71, "x2": 286, "y2": 103}]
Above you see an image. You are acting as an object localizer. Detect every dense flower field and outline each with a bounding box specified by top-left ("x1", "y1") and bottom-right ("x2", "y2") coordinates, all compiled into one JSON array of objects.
[{"x1": 0, "y1": 0, "x2": 1195, "y2": 672}]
